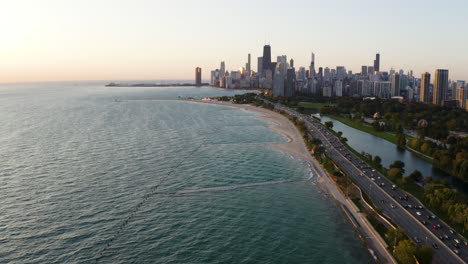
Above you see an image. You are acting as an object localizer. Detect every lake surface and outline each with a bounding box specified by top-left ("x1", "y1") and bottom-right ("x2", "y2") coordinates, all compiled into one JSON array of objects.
[
  {"x1": 321, "y1": 116, "x2": 468, "y2": 194},
  {"x1": 0, "y1": 83, "x2": 371, "y2": 263}
]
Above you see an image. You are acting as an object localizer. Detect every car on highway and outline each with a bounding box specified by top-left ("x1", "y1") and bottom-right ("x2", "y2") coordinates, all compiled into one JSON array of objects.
[
  {"x1": 433, "y1": 243, "x2": 439, "y2": 249},
  {"x1": 416, "y1": 211, "x2": 422, "y2": 216}
]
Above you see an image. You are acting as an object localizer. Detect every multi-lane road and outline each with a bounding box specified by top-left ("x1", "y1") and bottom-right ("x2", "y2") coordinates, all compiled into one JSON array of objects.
[{"x1": 268, "y1": 101, "x2": 467, "y2": 264}]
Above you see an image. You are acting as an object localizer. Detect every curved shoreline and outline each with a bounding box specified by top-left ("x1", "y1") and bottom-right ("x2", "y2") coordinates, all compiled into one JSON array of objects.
[{"x1": 180, "y1": 99, "x2": 396, "y2": 264}]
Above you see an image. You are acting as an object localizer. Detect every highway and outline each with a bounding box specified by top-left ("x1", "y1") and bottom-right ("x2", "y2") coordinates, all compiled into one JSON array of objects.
[{"x1": 268, "y1": 100, "x2": 467, "y2": 264}]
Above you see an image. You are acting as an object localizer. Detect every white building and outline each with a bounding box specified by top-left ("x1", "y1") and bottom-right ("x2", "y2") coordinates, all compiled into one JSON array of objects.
[
  {"x1": 335, "y1": 80, "x2": 343, "y2": 97},
  {"x1": 323, "y1": 86, "x2": 332, "y2": 97}
]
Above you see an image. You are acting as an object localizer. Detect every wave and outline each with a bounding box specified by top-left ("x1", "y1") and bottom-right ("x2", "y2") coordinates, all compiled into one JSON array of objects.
[{"x1": 175, "y1": 180, "x2": 295, "y2": 195}]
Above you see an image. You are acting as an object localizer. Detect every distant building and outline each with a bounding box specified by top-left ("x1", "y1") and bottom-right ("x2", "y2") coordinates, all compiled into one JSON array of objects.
[
  {"x1": 309, "y1": 52, "x2": 316, "y2": 79},
  {"x1": 420, "y1": 72, "x2": 431, "y2": 103},
  {"x1": 195, "y1": 67, "x2": 202, "y2": 86},
  {"x1": 323, "y1": 86, "x2": 332, "y2": 97},
  {"x1": 372, "y1": 81, "x2": 392, "y2": 99},
  {"x1": 335, "y1": 80, "x2": 343, "y2": 97},
  {"x1": 219, "y1": 62, "x2": 225, "y2": 87},
  {"x1": 442, "y1": 100, "x2": 458, "y2": 108},
  {"x1": 273, "y1": 70, "x2": 285, "y2": 97},
  {"x1": 373, "y1": 53, "x2": 380, "y2": 72},
  {"x1": 262, "y1": 45, "x2": 272, "y2": 77},
  {"x1": 457, "y1": 87, "x2": 468, "y2": 109},
  {"x1": 324, "y1": 67, "x2": 331, "y2": 81},
  {"x1": 285, "y1": 68, "x2": 296, "y2": 97},
  {"x1": 336, "y1": 66, "x2": 346, "y2": 80},
  {"x1": 257, "y1": 57, "x2": 263, "y2": 76},
  {"x1": 391, "y1": 74, "x2": 400, "y2": 97},
  {"x1": 368, "y1": 66, "x2": 374, "y2": 75},
  {"x1": 246, "y1": 54, "x2": 251, "y2": 72},
  {"x1": 297, "y1": 67, "x2": 306, "y2": 80},
  {"x1": 361, "y1": 66, "x2": 368, "y2": 76},
  {"x1": 433, "y1": 69, "x2": 449, "y2": 105}
]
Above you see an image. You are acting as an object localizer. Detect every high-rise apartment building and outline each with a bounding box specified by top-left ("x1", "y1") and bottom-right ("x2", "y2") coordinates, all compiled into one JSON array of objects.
[
  {"x1": 420, "y1": 72, "x2": 431, "y2": 103},
  {"x1": 433, "y1": 69, "x2": 449, "y2": 105},
  {"x1": 195, "y1": 67, "x2": 202, "y2": 86}
]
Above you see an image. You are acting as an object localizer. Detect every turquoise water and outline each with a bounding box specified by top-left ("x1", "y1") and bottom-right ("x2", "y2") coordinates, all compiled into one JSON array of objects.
[{"x1": 0, "y1": 83, "x2": 372, "y2": 263}]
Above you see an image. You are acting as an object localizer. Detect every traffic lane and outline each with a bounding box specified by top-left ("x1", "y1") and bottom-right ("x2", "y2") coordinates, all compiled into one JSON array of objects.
[
  {"x1": 335, "y1": 159, "x2": 457, "y2": 263},
  {"x1": 277, "y1": 106, "x2": 467, "y2": 261},
  {"x1": 325, "y1": 143, "x2": 463, "y2": 263}
]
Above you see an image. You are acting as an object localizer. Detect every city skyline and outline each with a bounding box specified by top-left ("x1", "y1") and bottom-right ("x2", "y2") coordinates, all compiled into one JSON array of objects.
[{"x1": 1, "y1": 0, "x2": 468, "y2": 83}]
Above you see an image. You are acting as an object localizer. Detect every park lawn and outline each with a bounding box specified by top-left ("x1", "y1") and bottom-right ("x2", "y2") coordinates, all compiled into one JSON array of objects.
[{"x1": 298, "y1": 102, "x2": 335, "y2": 110}]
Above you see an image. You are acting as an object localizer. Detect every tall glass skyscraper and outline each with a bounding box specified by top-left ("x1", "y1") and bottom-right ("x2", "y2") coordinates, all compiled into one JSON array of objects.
[{"x1": 262, "y1": 45, "x2": 271, "y2": 77}]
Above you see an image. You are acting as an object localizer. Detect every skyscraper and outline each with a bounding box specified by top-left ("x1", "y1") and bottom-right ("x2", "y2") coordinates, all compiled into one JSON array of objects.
[
  {"x1": 361, "y1": 66, "x2": 368, "y2": 76},
  {"x1": 420, "y1": 72, "x2": 431, "y2": 103},
  {"x1": 309, "y1": 52, "x2": 316, "y2": 78},
  {"x1": 195, "y1": 67, "x2": 202, "y2": 86},
  {"x1": 262, "y1": 45, "x2": 271, "y2": 76},
  {"x1": 391, "y1": 74, "x2": 400, "y2": 97},
  {"x1": 374, "y1": 53, "x2": 380, "y2": 72},
  {"x1": 433, "y1": 69, "x2": 449, "y2": 105},
  {"x1": 457, "y1": 87, "x2": 468, "y2": 109},
  {"x1": 289, "y1": 58, "x2": 294, "y2": 68},
  {"x1": 220, "y1": 62, "x2": 225, "y2": 79},
  {"x1": 246, "y1": 54, "x2": 251, "y2": 72},
  {"x1": 257, "y1": 57, "x2": 263, "y2": 76}
]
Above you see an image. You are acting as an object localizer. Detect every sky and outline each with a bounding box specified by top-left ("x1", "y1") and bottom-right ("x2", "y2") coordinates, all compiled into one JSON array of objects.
[{"x1": 0, "y1": 0, "x2": 467, "y2": 83}]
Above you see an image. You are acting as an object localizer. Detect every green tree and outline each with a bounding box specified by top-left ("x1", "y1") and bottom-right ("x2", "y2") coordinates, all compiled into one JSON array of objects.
[
  {"x1": 394, "y1": 240, "x2": 416, "y2": 264},
  {"x1": 415, "y1": 245, "x2": 433, "y2": 264},
  {"x1": 390, "y1": 160, "x2": 405, "y2": 175},
  {"x1": 325, "y1": 121, "x2": 333, "y2": 129},
  {"x1": 408, "y1": 170, "x2": 423, "y2": 183},
  {"x1": 373, "y1": 155, "x2": 382, "y2": 167},
  {"x1": 396, "y1": 132, "x2": 407, "y2": 148},
  {"x1": 386, "y1": 227, "x2": 406, "y2": 247},
  {"x1": 388, "y1": 168, "x2": 403, "y2": 181}
]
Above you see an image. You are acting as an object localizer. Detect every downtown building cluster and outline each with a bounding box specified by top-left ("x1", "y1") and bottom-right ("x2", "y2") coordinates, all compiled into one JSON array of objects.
[{"x1": 205, "y1": 44, "x2": 468, "y2": 110}]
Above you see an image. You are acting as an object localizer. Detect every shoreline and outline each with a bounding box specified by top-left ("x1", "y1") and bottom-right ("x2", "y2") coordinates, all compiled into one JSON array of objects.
[{"x1": 184, "y1": 99, "x2": 396, "y2": 263}]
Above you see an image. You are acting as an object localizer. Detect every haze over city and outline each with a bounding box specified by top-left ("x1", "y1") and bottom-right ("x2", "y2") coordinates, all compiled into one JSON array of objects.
[{"x1": 1, "y1": 0, "x2": 467, "y2": 83}]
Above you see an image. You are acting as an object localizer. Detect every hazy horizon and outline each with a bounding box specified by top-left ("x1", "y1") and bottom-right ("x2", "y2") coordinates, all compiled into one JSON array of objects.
[{"x1": 1, "y1": 0, "x2": 467, "y2": 83}]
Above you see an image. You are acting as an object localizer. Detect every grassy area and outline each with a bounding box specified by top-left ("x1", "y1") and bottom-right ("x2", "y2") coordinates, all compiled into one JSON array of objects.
[
  {"x1": 400, "y1": 182, "x2": 425, "y2": 202},
  {"x1": 352, "y1": 198, "x2": 366, "y2": 212},
  {"x1": 298, "y1": 102, "x2": 334, "y2": 110},
  {"x1": 328, "y1": 115, "x2": 398, "y2": 144}
]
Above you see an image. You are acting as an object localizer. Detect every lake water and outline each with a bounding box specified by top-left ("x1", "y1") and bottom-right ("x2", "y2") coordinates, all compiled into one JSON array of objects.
[{"x1": 0, "y1": 82, "x2": 371, "y2": 263}]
